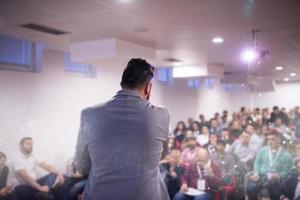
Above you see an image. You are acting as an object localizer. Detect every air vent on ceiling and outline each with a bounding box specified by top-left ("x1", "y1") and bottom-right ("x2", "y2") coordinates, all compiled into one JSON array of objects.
[
  {"x1": 21, "y1": 23, "x2": 70, "y2": 35},
  {"x1": 164, "y1": 58, "x2": 183, "y2": 63}
]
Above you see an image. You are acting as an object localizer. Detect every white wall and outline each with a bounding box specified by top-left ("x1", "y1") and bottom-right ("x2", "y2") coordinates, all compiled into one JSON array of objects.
[{"x1": 250, "y1": 82, "x2": 300, "y2": 109}]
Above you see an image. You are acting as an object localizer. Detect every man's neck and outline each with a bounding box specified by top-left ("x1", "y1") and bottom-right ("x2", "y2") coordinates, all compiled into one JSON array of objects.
[
  {"x1": 122, "y1": 88, "x2": 144, "y2": 98},
  {"x1": 217, "y1": 151, "x2": 225, "y2": 156},
  {"x1": 270, "y1": 145, "x2": 280, "y2": 152},
  {"x1": 21, "y1": 151, "x2": 31, "y2": 157}
]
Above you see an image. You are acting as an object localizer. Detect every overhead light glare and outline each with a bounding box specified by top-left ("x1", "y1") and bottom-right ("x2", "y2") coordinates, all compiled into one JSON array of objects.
[
  {"x1": 284, "y1": 78, "x2": 289, "y2": 82},
  {"x1": 290, "y1": 73, "x2": 296, "y2": 77},
  {"x1": 173, "y1": 66, "x2": 206, "y2": 78},
  {"x1": 241, "y1": 49, "x2": 258, "y2": 62},
  {"x1": 275, "y1": 66, "x2": 283, "y2": 70},
  {"x1": 212, "y1": 37, "x2": 224, "y2": 43}
]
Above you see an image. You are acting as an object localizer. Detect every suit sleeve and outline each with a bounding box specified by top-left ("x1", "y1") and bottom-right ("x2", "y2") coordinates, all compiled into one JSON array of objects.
[{"x1": 74, "y1": 109, "x2": 92, "y2": 176}]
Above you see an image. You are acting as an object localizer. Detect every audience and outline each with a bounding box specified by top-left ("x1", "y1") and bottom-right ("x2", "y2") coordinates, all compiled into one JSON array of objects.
[{"x1": 2, "y1": 105, "x2": 300, "y2": 200}]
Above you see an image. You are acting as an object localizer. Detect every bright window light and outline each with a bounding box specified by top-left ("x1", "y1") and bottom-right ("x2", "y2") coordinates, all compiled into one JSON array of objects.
[{"x1": 173, "y1": 66, "x2": 206, "y2": 78}]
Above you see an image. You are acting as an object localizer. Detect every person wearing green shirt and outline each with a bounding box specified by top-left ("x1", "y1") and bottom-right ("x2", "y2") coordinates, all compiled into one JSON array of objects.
[{"x1": 246, "y1": 130, "x2": 293, "y2": 200}]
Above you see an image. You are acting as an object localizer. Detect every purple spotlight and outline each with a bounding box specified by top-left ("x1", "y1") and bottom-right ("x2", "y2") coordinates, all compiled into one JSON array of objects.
[{"x1": 241, "y1": 49, "x2": 258, "y2": 62}]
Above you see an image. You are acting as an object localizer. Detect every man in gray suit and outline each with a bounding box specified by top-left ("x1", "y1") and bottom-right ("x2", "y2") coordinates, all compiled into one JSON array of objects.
[{"x1": 74, "y1": 58, "x2": 171, "y2": 200}]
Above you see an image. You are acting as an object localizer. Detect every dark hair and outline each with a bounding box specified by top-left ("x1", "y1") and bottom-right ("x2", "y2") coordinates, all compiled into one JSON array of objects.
[
  {"x1": 120, "y1": 58, "x2": 154, "y2": 89},
  {"x1": 267, "y1": 129, "x2": 280, "y2": 137},
  {"x1": 174, "y1": 121, "x2": 186, "y2": 134},
  {"x1": 216, "y1": 140, "x2": 226, "y2": 146},
  {"x1": 20, "y1": 137, "x2": 32, "y2": 145},
  {"x1": 0, "y1": 151, "x2": 6, "y2": 159},
  {"x1": 273, "y1": 106, "x2": 279, "y2": 111}
]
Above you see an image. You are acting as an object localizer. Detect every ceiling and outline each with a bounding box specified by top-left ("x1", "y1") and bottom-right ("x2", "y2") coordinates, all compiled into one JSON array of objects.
[{"x1": 1, "y1": 0, "x2": 300, "y2": 81}]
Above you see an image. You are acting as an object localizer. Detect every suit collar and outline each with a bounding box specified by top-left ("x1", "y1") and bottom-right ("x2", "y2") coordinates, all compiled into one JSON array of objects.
[{"x1": 115, "y1": 89, "x2": 142, "y2": 98}]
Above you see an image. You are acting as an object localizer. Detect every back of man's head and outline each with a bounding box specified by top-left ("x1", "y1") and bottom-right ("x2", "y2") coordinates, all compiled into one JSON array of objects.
[{"x1": 120, "y1": 58, "x2": 154, "y2": 90}]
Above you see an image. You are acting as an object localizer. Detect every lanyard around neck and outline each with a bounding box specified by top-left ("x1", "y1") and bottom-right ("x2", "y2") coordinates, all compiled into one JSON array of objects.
[{"x1": 268, "y1": 146, "x2": 282, "y2": 168}]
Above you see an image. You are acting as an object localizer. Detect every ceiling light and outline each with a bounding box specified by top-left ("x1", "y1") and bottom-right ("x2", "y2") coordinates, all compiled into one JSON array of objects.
[
  {"x1": 275, "y1": 66, "x2": 283, "y2": 70},
  {"x1": 284, "y1": 78, "x2": 289, "y2": 82},
  {"x1": 290, "y1": 73, "x2": 296, "y2": 77},
  {"x1": 212, "y1": 37, "x2": 224, "y2": 43},
  {"x1": 241, "y1": 49, "x2": 258, "y2": 62},
  {"x1": 118, "y1": 0, "x2": 133, "y2": 3}
]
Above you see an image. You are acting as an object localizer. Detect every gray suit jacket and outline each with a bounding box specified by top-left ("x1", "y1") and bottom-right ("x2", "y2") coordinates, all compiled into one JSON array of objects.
[{"x1": 74, "y1": 90, "x2": 170, "y2": 200}]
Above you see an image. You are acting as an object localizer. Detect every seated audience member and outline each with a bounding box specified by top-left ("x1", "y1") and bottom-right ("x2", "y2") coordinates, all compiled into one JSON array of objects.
[
  {"x1": 174, "y1": 122, "x2": 187, "y2": 150},
  {"x1": 181, "y1": 136, "x2": 202, "y2": 166},
  {"x1": 270, "y1": 118, "x2": 293, "y2": 142},
  {"x1": 229, "y1": 131, "x2": 256, "y2": 171},
  {"x1": 63, "y1": 157, "x2": 88, "y2": 200},
  {"x1": 269, "y1": 106, "x2": 289, "y2": 125},
  {"x1": 229, "y1": 120, "x2": 242, "y2": 144},
  {"x1": 192, "y1": 122, "x2": 201, "y2": 137},
  {"x1": 257, "y1": 125, "x2": 269, "y2": 146},
  {"x1": 13, "y1": 137, "x2": 65, "y2": 200},
  {"x1": 210, "y1": 118, "x2": 221, "y2": 136},
  {"x1": 210, "y1": 140, "x2": 236, "y2": 178},
  {"x1": 246, "y1": 124, "x2": 263, "y2": 155},
  {"x1": 188, "y1": 118, "x2": 195, "y2": 130},
  {"x1": 174, "y1": 121, "x2": 187, "y2": 137},
  {"x1": 197, "y1": 126, "x2": 210, "y2": 147},
  {"x1": 174, "y1": 148, "x2": 221, "y2": 200},
  {"x1": 205, "y1": 134, "x2": 218, "y2": 154},
  {"x1": 210, "y1": 140, "x2": 238, "y2": 200},
  {"x1": 246, "y1": 130, "x2": 293, "y2": 200},
  {"x1": 160, "y1": 150, "x2": 184, "y2": 200},
  {"x1": 280, "y1": 158, "x2": 300, "y2": 200},
  {"x1": 220, "y1": 129, "x2": 231, "y2": 152},
  {"x1": 0, "y1": 152, "x2": 15, "y2": 200},
  {"x1": 251, "y1": 108, "x2": 262, "y2": 123},
  {"x1": 220, "y1": 115, "x2": 229, "y2": 129}
]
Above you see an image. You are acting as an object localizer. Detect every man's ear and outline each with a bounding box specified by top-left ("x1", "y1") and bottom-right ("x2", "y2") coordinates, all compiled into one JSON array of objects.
[{"x1": 145, "y1": 81, "x2": 152, "y2": 95}]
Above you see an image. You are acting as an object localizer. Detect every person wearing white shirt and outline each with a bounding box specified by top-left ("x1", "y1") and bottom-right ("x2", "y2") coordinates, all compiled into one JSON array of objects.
[
  {"x1": 13, "y1": 137, "x2": 65, "y2": 200},
  {"x1": 197, "y1": 126, "x2": 210, "y2": 146}
]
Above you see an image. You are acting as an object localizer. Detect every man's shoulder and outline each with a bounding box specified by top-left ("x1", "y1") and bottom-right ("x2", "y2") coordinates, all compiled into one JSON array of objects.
[
  {"x1": 80, "y1": 103, "x2": 108, "y2": 116},
  {"x1": 146, "y1": 104, "x2": 169, "y2": 117},
  {"x1": 281, "y1": 148, "x2": 292, "y2": 158}
]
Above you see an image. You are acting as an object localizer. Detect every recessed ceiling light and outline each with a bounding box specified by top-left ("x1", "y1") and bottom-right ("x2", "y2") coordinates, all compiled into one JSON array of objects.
[
  {"x1": 275, "y1": 66, "x2": 283, "y2": 70},
  {"x1": 284, "y1": 78, "x2": 289, "y2": 82},
  {"x1": 212, "y1": 37, "x2": 224, "y2": 43},
  {"x1": 118, "y1": 0, "x2": 132, "y2": 3},
  {"x1": 290, "y1": 73, "x2": 296, "y2": 77}
]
